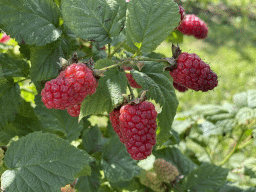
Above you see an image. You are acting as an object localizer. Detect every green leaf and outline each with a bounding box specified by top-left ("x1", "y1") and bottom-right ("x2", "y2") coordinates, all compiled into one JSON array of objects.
[
  {"x1": 34, "y1": 96, "x2": 84, "y2": 141},
  {"x1": 126, "y1": 0, "x2": 180, "y2": 52},
  {"x1": 0, "y1": 0, "x2": 62, "y2": 46},
  {"x1": 82, "y1": 126, "x2": 108, "y2": 154},
  {"x1": 0, "y1": 53, "x2": 29, "y2": 77},
  {"x1": 61, "y1": 0, "x2": 127, "y2": 45},
  {"x1": 131, "y1": 62, "x2": 178, "y2": 145},
  {"x1": 0, "y1": 123, "x2": 20, "y2": 145},
  {"x1": 101, "y1": 136, "x2": 141, "y2": 182},
  {"x1": 166, "y1": 30, "x2": 184, "y2": 43},
  {"x1": 0, "y1": 82, "x2": 21, "y2": 123},
  {"x1": 233, "y1": 91, "x2": 248, "y2": 108},
  {"x1": 247, "y1": 89, "x2": 256, "y2": 108},
  {"x1": 218, "y1": 183, "x2": 243, "y2": 192},
  {"x1": 0, "y1": 65, "x2": 7, "y2": 86},
  {"x1": 30, "y1": 37, "x2": 72, "y2": 82},
  {"x1": 199, "y1": 120, "x2": 223, "y2": 137},
  {"x1": 80, "y1": 59, "x2": 127, "y2": 120},
  {"x1": 182, "y1": 163, "x2": 229, "y2": 192},
  {"x1": 76, "y1": 162, "x2": 101, "y2": 192},
  {"x1": 1, "y1": 132, "x2": 91, "y2": 192},
  {"x1": 154, "y1": 147, "x2": 198, "y2": 175},
  {"x1": 235, "y1": 107, "x2": 255, "y2": 124}
]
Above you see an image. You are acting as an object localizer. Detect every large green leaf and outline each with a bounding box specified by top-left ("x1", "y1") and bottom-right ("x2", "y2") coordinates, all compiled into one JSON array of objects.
[
  {"x1": 1, "y1": 132, "x2": 91, "y2": 192},
  {"x1": 125, "y1": 0, "x2": 180, "y2": 52},
  {"x1": 34, "y1": 96, "x2": 84, "y2": 142},
  {"x1": 0, "y1": 0, "x2": 62, "y2": 46},
  {"x1": 182, "y1": 163, "x2": 229, "y2": 192},
  {"x1": 154, "y1": 147, "x2": 197, "y2": 175},
  {"x1": 61, "y1": 0, "x2": 127, "y2": 45},
  {"x1": 0, "y1": 82, "x2": 21, "y2": 123},
  {"x1": 131, "y1": 62, "x2": 178, "y2": 145},
  {"x1": 80, "y1": 59, "x2": 127, "y2": 119},
  {"x1": 30, "y1": 37, "x2": 71, "y2": 82},
  {"x1": 101, "y1": 136, "x2": 141, "y2": 182},
  {"x1": 0, "y1": 53, "x2": 29, "y2": 77}
]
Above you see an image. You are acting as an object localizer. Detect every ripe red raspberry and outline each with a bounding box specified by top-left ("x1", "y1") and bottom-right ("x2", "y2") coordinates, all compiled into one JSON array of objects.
[
  {"x1": 109, "y1": 108, "x2": 125, "y2": 143},
  {"x1": 178, "y1": 14, "x2": 208, "y2": 39},
  {"x1": 119, "y1": 101, "x2": 158, "y2": 160},
  {"x1": 123, "y1": 66, "x2": 141, "y2": 88},
  {"x1": 170, "y1": 52, "x2": 218, "y2": 92},
  {"x1": 173, "y1": 81, "x2": 188, "y2": 92},
  {"x1": 66, "y1": 104, "x2": 81, "y2": 117},
  {"x1": 41, "y1": 76, "x2": 68, "y2": 110},
  {"x1": 41, "y1": 63, "x2": 98, "y2": 109}
]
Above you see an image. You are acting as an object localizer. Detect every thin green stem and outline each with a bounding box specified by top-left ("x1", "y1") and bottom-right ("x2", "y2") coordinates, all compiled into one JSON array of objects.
[
  {"x1": 238, "y1": 135, "x2": 253, "y2": 149},
  {"x1": 127, "y1": 82, "x2": 135, "y2": 99},
  {"x1": 99, "y1": 63, "x2": 123, "y2": 71},
  {"x1": 108, "y1": 43, "x2": 111, "y2": 57},
  {"x1": 108, "y1": 40, "x2": 126, "y2": 59},
  {"x1": 218, "y1": 126, "x2": 246, "y2": 166}
]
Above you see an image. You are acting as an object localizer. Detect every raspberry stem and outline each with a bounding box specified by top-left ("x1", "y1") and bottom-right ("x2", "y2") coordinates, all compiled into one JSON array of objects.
[
  {"x1": 107, "y1": 40, "x2": 127, "y2": 59},
  {"x1": 127, "y1": 82, "x2": 135, "y2": 99}
]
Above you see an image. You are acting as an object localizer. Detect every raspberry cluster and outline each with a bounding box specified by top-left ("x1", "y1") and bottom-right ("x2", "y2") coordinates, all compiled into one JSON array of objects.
[
  {"x1": 41, "y1": 63, "x2": 98, "y2": 117},
  {"x1": 109, "y1": 101, "x2": 158, "y2": 160},
  {"x1": 169, "y1": 52, "x2": 218, "y2": 92},
  {"x1": 123, "y1": 66, "x2": 141, "y2": 88},
  {"x1": 178, "y1": 14, "x2": 208, "y2": 39}
]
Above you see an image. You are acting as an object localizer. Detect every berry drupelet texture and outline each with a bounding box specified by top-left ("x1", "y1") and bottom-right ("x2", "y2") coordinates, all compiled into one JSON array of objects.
[
  {"x1": 123, "y1": 66, "x2": 141, "y2": 88},
  {"x1": 173, "y1": 81, "x2": 188, "y2": 92},
  {"x1": 153, "y1": 158, "x2": 180, "y2": 183},
  {"x1": 170, "y1": 52, "x2": 218, "y2": 92},
  {"x1": 119, "y1": 101, "x2": 158, "y2": 160},
  {"x1": 178, "y1": 14, "x2": 208, "y2": 39},
  {"x1": 66, "y1": 104, "x2": 81, "y2": 117},
  {"x1": 41, "y1": 63, "x2": 98, "y2": 110},
  {"x1": 109, "y1": 108, "x2": 125, "y2": 143}
]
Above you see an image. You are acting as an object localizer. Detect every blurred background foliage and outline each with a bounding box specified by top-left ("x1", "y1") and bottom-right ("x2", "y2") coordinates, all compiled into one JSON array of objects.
[{"x1": 157, "y1": 0, "x2": 256, "y2": 112}]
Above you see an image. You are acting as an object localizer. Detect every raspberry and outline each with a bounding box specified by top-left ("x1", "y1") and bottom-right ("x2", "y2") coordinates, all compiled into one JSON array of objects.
[
  {"x1": 178, "y1": 14, "x2": 208, "y2": 39},
  {"x1": 173, "y1": 81, "x2": 188, "y2": 92},
  {"x1": 119, "y1": 101, "x2": 157, "y2": 160},
  {"x1": 66, "y1": 104, "x2": 81, "y2": 117},
  {"x1": 41, "y1": 63, "x2": 98, "y2": 109},
  {"x1": 169, "y1": 52, "x2": 218, "y2": 92},
  {"x1": 139, "y1": 171, "x2": 166, "y2": 192},
  {"x1": 123, "y1": 66, "x2": 141, "y2": 88},
  {"x1": 153, "y1": 159, "x2": 180, "y2": 183},
  {"x1": 109, "y1": 108, "x2": 125, "y2": 143},
  {"x1": 179, "y1": 6, "x2": 185, "y2": 23}
]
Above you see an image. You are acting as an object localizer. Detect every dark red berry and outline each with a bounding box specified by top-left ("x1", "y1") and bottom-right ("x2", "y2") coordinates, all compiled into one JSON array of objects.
[
  {"x1": 178, "y1": 14, "x2": 208, "y2": 39},
  {"x1": 67, "y1": 104, "x2": 81, "y2": 117},
  {"x1": 169, "y1": 52, "x2": 218, "y2": 92},
  {"x1": 173, "y1": 81, "x2": 188, "y2": 92},
  {"x1": 41, "y1": 63, "x2": 98, "y2": 109},
  {"x1": 123, "y1": 66, "x2": 141, "y2": 88},
  {"x1": 109, "y1": 109, "x2": 125, "y2": 143},
  {"x1": 119, "y1": 101, "x2": 158, "y2": 160}
]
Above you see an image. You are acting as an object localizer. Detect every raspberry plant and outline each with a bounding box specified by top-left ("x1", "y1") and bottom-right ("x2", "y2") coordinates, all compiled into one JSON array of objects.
[{"x1": 0, "y1": 0, "x2": 255, "y2": 191}]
